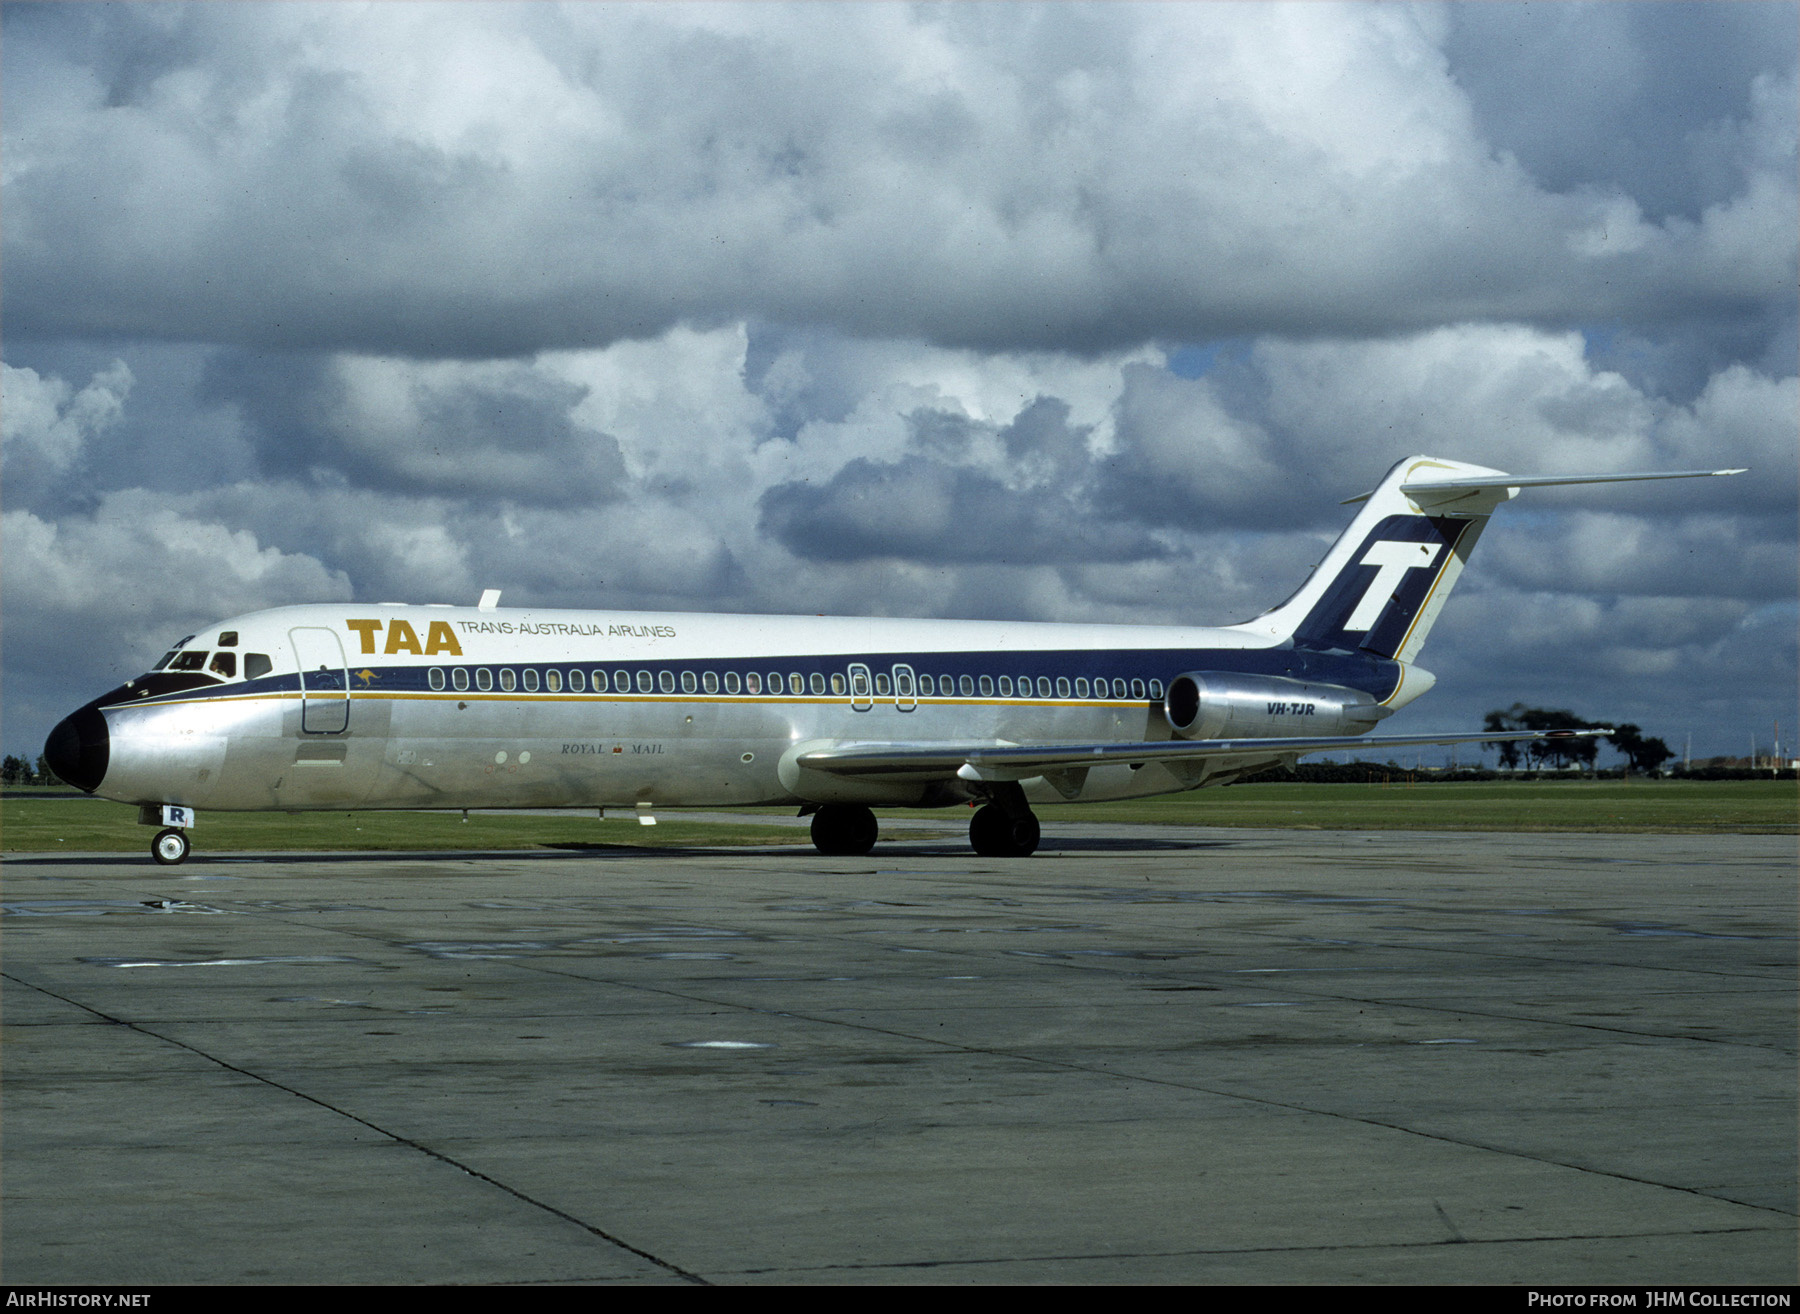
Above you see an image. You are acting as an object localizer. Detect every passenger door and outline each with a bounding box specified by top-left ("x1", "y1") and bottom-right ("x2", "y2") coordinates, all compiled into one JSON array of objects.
[{"x1": 290, "y1": 627, "x2": 350, "y2": 733}]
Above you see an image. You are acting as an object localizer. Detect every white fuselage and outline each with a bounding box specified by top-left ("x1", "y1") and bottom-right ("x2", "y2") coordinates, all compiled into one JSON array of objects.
[{"x1": 90, "y1": 602, "x2": 1392, "y2": 814}]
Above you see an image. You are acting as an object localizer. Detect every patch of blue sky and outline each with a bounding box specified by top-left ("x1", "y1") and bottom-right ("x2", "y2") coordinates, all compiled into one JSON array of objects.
[{"x1": 1163, "y1": 339, "x2": 1255, "y2": 380}]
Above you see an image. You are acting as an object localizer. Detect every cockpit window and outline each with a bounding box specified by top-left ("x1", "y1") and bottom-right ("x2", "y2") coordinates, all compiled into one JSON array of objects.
[
  {"x1": 209, "y1": 652, "x2": 237, "y2": 679},
  {"x1": 244, "y1": 653, "x2": 273, "y2": 680},
  {"x1": 217, "y1": 631, "x2": 239, "y2": 647},
  {"x1": 169, "y1": 651, "x2": 209, "y2": 672},
  {"x1": 151, "y1": 636, "x2": 198, "y2": 671}
]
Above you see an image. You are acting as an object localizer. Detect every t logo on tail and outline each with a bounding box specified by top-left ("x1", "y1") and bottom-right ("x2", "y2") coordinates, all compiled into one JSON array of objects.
[{"x1": 1345, "y1": 541, "x2": 1442, "y2": 632}]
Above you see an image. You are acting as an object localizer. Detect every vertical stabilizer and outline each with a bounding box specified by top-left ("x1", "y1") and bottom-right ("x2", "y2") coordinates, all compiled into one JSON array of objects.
[{"x1": 1233, "y1": 456, "x2": 1515, "y2": 660}]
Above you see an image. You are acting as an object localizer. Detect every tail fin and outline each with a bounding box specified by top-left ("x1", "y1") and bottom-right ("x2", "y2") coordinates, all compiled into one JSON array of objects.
[
  {"x1": 1234, "y1": 455, "x2": 1745, "y2": 662},
  {"x1": 1234, "y1": 456, "x2": 1502, "y2": 661}
]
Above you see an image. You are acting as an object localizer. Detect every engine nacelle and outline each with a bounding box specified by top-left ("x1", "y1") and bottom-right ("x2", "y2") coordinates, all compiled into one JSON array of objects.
[{"x1": 1163, "y1": 671, "x2": 1388, "y2": 741}]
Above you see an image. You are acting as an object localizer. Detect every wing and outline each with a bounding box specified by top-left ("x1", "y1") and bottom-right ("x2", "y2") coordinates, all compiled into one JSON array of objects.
[{"x1": 795, "y1": 728, "x2": 1597, "y2": 792}]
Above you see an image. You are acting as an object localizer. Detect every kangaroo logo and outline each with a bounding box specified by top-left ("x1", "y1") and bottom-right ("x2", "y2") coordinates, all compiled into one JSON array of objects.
[{"x1": 1344, "y1": 541, "x2": 1442, "y2": 632}]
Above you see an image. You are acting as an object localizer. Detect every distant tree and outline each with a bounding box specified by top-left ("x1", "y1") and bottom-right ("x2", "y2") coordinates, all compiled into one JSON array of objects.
[
  {"x1": 1484, "y1": 704, "x2": 1600, "y2": 772},
  {"x1": 1483, "y1": 706, "x2": 1525, "y2": 769},
  {"x1": 2, "y1": 755, "x2": 34, "y2": 786},
  {"x1": 1606, "y1": 724, "x2": 1675, "y2": 776},
  {"x1": 1520, "y1": 707, "x2": 1600, "y2": 772}
]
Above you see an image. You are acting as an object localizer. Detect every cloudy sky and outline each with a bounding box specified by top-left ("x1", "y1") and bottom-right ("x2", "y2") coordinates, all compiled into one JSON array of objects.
[{"x1": 4, "y1": 1, "x2": 1795, "y2": 765}]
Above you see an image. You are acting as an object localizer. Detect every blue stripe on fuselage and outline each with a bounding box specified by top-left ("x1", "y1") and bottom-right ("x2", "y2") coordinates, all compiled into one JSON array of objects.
[{"x1": 99, "y1": 646, "x2": 1403, "y2": 708}]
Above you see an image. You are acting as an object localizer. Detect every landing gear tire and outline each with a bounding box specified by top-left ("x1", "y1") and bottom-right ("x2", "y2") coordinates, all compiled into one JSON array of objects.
[
  {"x1": 151, "y1": 828, "x2": 191, "y2": 866},
  {"x1": 970, "y1": 804, "x2": 1039, "y2": 857},
  {"x1": 810, "y1": 804, "x2": 879, "y2": 856}
]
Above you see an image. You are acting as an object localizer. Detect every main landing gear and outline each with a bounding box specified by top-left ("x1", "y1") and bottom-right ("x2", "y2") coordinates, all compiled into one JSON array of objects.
[
  {"x1": 810, "y1": 803, "x2": 880, "y2": 856},
  {"x1": 807, "y1": 792, "x2": 1041, "y2": 858},
  {"x1": 969, "y1": 803, "x2": 1039, "y2": 857}
]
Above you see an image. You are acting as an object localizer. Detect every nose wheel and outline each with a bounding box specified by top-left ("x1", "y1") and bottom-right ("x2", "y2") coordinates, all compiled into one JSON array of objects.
[{"x1": 151, "y1": 828, "x2": 191, "y2": 865}]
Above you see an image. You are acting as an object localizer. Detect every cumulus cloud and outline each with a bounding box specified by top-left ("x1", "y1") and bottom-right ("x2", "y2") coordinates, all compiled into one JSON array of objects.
[
  {"x1": 0, "y1": 491, "x2": 352, "y2": 759},
  {"x1": 1444, "y1": 2, "x2": 1798, "y2": 220},
  {"x1": 1, "y1": 359, "x2": 132, "y2": 501},
  {"x1": 4, "y1": 3, "x2": 1792, "y2": 356},
  {"x1": 1, "y1": 4, "x2": 1792, "y2": 761},
  {"x1": 195, "y1": 352, "x2": 629, "y2": 506}
]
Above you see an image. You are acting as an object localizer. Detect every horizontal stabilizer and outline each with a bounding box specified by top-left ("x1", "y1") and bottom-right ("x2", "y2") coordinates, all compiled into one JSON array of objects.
[
  {"x1": 1342, "y1": 466, "x2": 1745, "y2": 505},
  {"x1": 1402, "y1": 468, "x2": 1746, "y2": 494}
]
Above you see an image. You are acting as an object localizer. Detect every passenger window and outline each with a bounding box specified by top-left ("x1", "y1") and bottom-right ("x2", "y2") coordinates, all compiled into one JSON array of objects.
[
  {"x1": 245, "y1": 653, "x2": 273, "y2": 681},
  {"x1": 1075, "y1": 677, "x2": 1089, "y2": 698},
  {"x1": 809, "y1": 672, "x2": 825, "y2": 695},
  {"x1": 170, "y1": 651, "x2": 209, "y2": 671},
  {"x1": 546, "y1": 670, "x2": 562, "y2": 692},
  {"x1": 703, "y1": 671, "x2": 719, "y2": 694},
  {"x1": 1149, "y1": 679, "x2": 1164, "y2": 699},
  {"x1": 217, "y1": 631, "x2": 238, "y2": 647},
  {"x1": 745, "y1": 672, "x2": 761, "y2": 694},
  {"x1": 658, "y1": 670, "x2": 675, "y2": 693},
  {"x1": 522, "y1": 668, "x2": 539, "y2": 692},
  {"x1": 767, "y1": 671, "x2": 782, "y2": 693},
  {"x1": 617, "y1": 670, "x2": 632, "y2": 692},
  {"x1": 1036, "y1": 676, "x2": 1051, "y2": 698},
  {"x1": 568, "y1": 670, "x2": 585, "y2": 692},
  {"x1": 830, "y1": 672, "x2": 846, "y2": 695},
  {"x1": 209, "y1": 652, "x2": 237, "y2": 679},
  {"x1": 452, "y1": 667, "x2": 470, "y2": 691},
  {"x1": 1112, "y1": 678, "x2": 1127, "y2": 698},
  {"x1": 429, "y1": 668, "x2": 445, "y2": 691},
  {"x1": 875, "y1": 672, "x2": 891, "y2": 696},
  {"x1": 1130, "y1": 678, "x2": 1146, "y2": 699},
  {"x1": 1056, "y1": 677, "x2": 1071, "y2": 698},
  {"x1": 978, "y1": 675, "x2": 993, "y2": 696},
  {"x1": 998, "y1": 675, "x2": 1012, "y2": 696},
  {"x1": 476, "y1": 669, "x2": 493, "y2": 691},
  {"x1": 590, "y1": 670, "x2": 606, "y2": 692},
  {"x1": 959, "y1": 675, "x2": 974, "y2": 696},
  {"x1": 637, "y1": 671, "x2": 652, "y2": 693},
  {"x1": 726, "y1": 671, "x2": 742, "y2": 694},
  {"x1": 500, "y1": 669, "x2": 517, "y2": 692},
  {"x1": 681, "y1": 671, "x2": 697, "y2": 694}
]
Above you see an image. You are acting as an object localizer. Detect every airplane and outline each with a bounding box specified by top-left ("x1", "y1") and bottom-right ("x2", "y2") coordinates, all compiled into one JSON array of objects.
[{"x1": 42, "y1": 455, "x2": 1743, "y2": 865}]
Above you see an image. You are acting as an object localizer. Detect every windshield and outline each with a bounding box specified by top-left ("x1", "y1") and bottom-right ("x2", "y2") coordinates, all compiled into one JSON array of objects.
[{"x1": 151, "y1": 635, "x2": 198, "y2": 671}]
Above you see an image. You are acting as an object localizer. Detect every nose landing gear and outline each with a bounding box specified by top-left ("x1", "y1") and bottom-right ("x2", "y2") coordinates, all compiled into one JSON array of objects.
[
  {"x1": 140, "y1": 804, "x2": 196, "y2": 865},
  {"x1": 151, "y1": 828, "x2": 191, "y2": 865}
]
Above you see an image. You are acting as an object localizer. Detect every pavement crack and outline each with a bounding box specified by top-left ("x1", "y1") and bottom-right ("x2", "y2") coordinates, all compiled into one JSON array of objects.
[{"x1": 0, "y1": 970, "x2": 710, "y2": 1286}]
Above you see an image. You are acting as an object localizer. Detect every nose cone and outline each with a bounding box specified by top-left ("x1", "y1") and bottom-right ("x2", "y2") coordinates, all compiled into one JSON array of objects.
[{"x1": 44, "y1": 704, "x2": 109, "y2": 793}]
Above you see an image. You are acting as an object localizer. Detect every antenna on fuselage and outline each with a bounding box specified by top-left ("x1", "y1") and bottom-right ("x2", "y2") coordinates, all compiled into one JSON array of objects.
[{"x1": 477, "y1": 589, "x2": 501, "y2": 612}]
